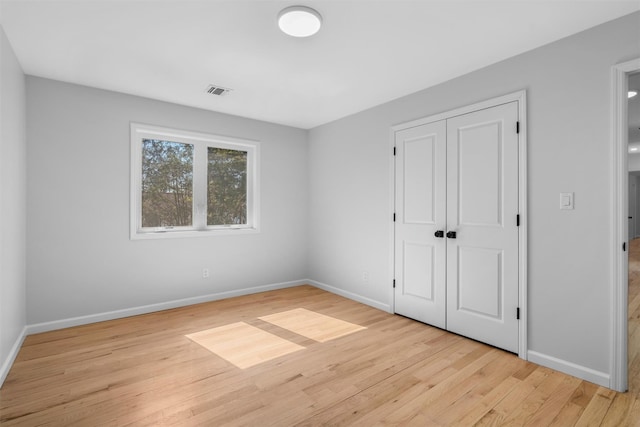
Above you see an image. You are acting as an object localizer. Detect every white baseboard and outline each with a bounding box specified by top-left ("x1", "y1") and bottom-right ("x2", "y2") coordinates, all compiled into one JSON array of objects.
[
  {"x1": 26, "y1": 279, "x2": 307, "y2": 335},
  {"x1": 307, "y1": 279, "x2": 392, "y2": 313},
  {"x1": 527, "y1": 350, "x2": 610, "y2": 387},
  {"x1": 25, "y1": 279, "x2": 391, "y2": 336},
  {"x1": 6, "y1": 283, "x2": 615, "y2": 392},
  {"x1": 0, "y1": 326, "x2": 27, "y2": 388}
]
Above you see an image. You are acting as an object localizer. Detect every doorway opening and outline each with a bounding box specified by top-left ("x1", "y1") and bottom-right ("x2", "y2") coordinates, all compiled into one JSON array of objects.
[
  {"x1": 611, "y1": 58, "x2": 640, "y2": 392},
  {"x1": 626, "y1": 71, "x2": 640, "y2": 395}
]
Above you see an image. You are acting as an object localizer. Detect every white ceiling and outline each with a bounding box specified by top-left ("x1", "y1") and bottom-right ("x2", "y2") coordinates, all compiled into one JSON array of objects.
[{"x1": 1, "y1": 0, "x2": 639, "y2": 129}]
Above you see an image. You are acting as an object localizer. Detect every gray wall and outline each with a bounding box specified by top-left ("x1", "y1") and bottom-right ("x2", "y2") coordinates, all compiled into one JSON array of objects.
[
  {"x1": 628, "y1": 153, "x2": 640, "y2": 171},
  {"x1": 0, "y1": 25, "x2": 27, "y2": 384},
  {"x1": 26, "y1": 78, "x2": 308, "y2": 325},
  {"x1": 629, "y1": 154, "x2": 640, "y2": 171},
  {"x1": 308, "y1": 12, "x2": 640, "y2": 379}
]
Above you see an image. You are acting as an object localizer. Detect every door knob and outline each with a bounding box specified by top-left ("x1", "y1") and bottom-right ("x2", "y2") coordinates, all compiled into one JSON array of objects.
[
  {"x1": 434, "y1": 230, "x2": 444, "y2": 238},
  {"x1": 446, "y1": 231, "x2": 457, "y2": 239}
]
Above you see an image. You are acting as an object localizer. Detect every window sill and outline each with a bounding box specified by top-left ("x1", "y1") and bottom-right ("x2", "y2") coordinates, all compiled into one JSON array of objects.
[{"x1": 130, "y1": 227, "x2": 260, "y2": 240}]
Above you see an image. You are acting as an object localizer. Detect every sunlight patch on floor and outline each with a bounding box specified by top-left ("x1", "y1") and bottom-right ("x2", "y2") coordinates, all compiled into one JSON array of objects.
[
  {"x1": 259, "y1": 308, "x2": 367, "y2": 342},
  {"x1": 186, "y1": 322, "x2": 305, "y2": 369}
]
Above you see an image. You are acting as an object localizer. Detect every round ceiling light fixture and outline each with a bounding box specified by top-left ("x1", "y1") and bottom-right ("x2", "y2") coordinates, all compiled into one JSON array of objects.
[
  {"x1": 278, "y1": 6, "x2": 322, "y2": 37},
  {"x1": 630, "y1": 90, "x2": 638, "y2": 99}
]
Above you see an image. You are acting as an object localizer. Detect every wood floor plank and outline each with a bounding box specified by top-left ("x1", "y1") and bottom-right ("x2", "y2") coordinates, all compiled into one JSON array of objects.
[
  {"x1": 367, "y1": 348, "x2": 502, "y2": 425},
  {"x1": 449, "y1": 375, "x2": 521, "y2": 426},
  {"x1": 258, "y1": 308, "x2": 367, "y2": 342},
  {"x1": 422, "y1": 353, "x2": 526, "y2": 425},
  {"x1": 601, "y1": 392, "x2": 640, "y2": 427},
  {"x1": 497, "y1": 369, "x2": 568, "y2": 426},
  {"x1": 574, "y1": 387, "x2": 618, "y2": 427},
  {"x1": 523, "y1": 374, "x2": 582, "y2": 426},
  {"x1": 293, "y1": 339, "x2": 481, "y2": 426},
  {"x1": 473, "y1": 366, "x2": 552, "y2": 426},
  {"x1": 549, "y1": 402, "x2": 588, "y2": 427},
  {"x1": 186, "y1": 322, "x2": 306, "y2": 368},
  {"x1": 1, "y1": 274, "x2": 639, "y2": 426}
]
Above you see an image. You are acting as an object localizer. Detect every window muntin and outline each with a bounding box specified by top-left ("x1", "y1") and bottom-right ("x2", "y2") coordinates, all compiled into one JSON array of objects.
[{"x1": 131, "y1": 123, "x2": 259, "y2": 239}]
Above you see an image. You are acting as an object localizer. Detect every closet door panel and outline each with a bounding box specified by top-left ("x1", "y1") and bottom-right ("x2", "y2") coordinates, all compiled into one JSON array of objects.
[
  {"x1": 446, "y1": 101, "x2": 519, "y2": 353},
  {"x1": 394, "y1": 121, "x2": 447, "y2": 328}
]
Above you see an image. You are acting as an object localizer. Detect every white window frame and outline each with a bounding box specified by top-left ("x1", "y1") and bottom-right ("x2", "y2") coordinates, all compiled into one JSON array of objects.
[{"x1": 130, "y1": 122, "x2": 260, "y2": 240}]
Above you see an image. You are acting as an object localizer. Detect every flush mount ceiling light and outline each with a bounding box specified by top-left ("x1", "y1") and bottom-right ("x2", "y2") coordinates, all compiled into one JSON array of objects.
[
  {"x1": 630, "y1": 90, "x2": 638, "y2": 98},
  {"x1": 278, "y1": 6, "x2": 322, "y2": 37}
]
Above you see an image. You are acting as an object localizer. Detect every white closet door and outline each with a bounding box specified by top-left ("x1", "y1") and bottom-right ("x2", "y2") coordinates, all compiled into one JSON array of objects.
[
  {"x1": 445, "y1": 102, "x2": 519, "y2": 353},
  {"x1": 394, "y1": 120, "x2": 447, "y2": 328}
]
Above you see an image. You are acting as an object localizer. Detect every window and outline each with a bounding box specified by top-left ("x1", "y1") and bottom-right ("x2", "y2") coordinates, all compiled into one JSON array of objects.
[{"x1": 131, "y1": 123, "x2": 259, "y2": 239}]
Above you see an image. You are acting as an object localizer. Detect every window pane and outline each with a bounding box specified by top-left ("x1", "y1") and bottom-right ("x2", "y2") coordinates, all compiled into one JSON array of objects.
[
  {"x1": 141, "y1": 139, "x2": 193, "y2": 227},
  {"x1": 208, "y1": 147, "x2": 247, "y2": 225}
]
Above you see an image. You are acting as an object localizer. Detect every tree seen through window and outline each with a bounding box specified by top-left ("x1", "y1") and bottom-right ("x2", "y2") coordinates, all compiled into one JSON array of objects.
[
  {"x1": 141, "y1": 139, "x2": 193, "y2": 228},
  {"x1": 207, "y1": 147, "x2": 247, "y2": 225}
]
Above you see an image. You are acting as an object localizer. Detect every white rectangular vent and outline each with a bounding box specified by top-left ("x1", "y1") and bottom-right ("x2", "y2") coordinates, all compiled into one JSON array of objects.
[{"x1": 206, "y1": 85, "x2": 232, "y2": 96}]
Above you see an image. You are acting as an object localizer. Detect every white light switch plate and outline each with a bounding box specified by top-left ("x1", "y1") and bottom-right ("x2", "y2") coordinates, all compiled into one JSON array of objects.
[{"x1": 560, "y1": 192, "x2": 574, "y2": 210}]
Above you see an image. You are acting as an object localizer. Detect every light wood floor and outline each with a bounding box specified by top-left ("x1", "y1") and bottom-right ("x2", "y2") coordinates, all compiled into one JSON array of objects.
[{"x1": 1, "y1": 264, "x2": 640, "y2": 425}]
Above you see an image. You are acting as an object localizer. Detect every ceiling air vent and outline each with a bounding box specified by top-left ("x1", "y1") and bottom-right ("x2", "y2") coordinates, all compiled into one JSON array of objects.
[{"x1": 206, "y1": 85, "x2": 232, "y2": 96}]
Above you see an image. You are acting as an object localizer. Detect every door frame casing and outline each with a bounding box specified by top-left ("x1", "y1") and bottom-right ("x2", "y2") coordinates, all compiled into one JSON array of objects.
[
  {"x1": 389, "y1": 90, "x2": 528, "y2": 359},
  {"x1": 611, "y1": 58, "x2": 640, "y2": 392}
]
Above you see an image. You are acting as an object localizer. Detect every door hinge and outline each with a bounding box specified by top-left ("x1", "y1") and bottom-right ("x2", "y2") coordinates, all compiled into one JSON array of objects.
[
  {"x1": 393, "y1": 279, "x2": 396, "y2": 288},
  {"x1": 393, "y1": 146, "x2": 396, "y2": 156},
  {"x1": 516, "y1": 214, "x2": 520, "y2": 227},
  {"x1": 516, "y1": 121, "x2": 520, "y2": 134},
  {"x1": 623, "y1": 242, "x2": 627, "y2": 252},
  {"x1": 516, "y1": 307, "x2": 520, "y2": 320},
  {"x1": 393, "y1": 213, "x2": 396, "y2": 222}
]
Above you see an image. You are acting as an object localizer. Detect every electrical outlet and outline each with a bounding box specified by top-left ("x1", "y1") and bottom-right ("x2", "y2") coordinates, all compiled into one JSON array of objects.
[
  {"x1": 202, "y1": 268, "x2": 209, "y2": 278},
  {"x1": 362, "y1": 271, "x2": 369, "y2": 282}
]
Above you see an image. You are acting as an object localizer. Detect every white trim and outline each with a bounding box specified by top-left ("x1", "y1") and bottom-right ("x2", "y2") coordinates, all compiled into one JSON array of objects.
[
  {"x1": 307, "y1": 280, "x2": 393, "y2": 313},
  {"x1": 390, "y1": 90, "x2": 528, "y2": 360},
  {"x1": 610, "y1": 58, "x2": 640, "y2": 392},
  {"x1": 129, "y1": 227, "x2": 260, "y2": 240},
  {"x1": 130, "y1": 122, "x2": 260, "y2": 240},
  {"x1": 26, "y1": 280, "x2": 305, "y2": 335},
  {"x1": 391, "y1": 91, "x2": 527, "y2": 132},
  {"x1": 389, "y1": 126, "x2": 397, "y2": 314},
  {"x1": 517, "y1": 92, "x2": 528, "y2": 361},
  {"x1": 0, "y1": 326, "x2": 27, "y2": 388},
  {"x1": 528, "y1": 350, "x2": 610, "y2": 388}
]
